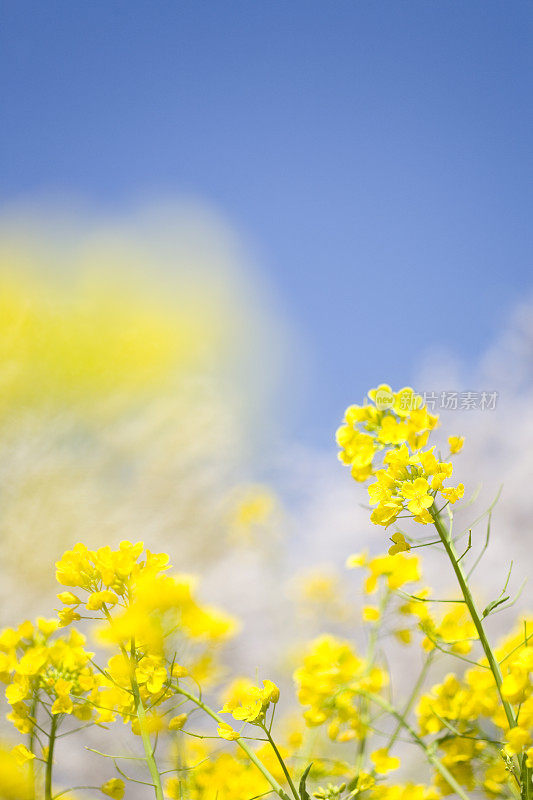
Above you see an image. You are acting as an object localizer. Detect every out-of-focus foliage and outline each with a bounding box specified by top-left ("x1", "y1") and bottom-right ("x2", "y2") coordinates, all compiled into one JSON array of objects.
[{"x1": 0, "y1": 210, "x2": 284, "y2": 620}]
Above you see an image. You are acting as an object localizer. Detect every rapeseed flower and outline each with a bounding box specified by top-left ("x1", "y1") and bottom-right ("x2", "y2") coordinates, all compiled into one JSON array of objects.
[{"x1": 337, "y1": 385, "x2": 464, "y2": 530}]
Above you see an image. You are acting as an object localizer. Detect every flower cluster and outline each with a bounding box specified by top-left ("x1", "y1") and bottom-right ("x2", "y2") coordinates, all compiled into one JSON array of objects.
[
  {"x1": 219, "y1": 677, "x2": 280, "y2": 734},
  {"x1": 0, "y1": 619, "x2": 97, "y2": 733},
  {"x1": 165, "y1": 739, "x2": 287, "y2": 800},
  {"x1": 294, "y1": 634, "x2": 387, "y2": 742},
  {"x1": 346, "y1": 550, "x2": 478, "y2": 654},
  {"x1": 56, "y1": 540, "x2": 236, "y2": 658},
  {"x1": 416, "y1": 621, "x2": 533, "y2": 795},
  {"x1": 336, "y1": 385, "x2": 439, "y2": 480},
  {"x1": 56, "y1": 540, "x2": 168, "y2": 607},
  {"x1": 337, "y1": 385, "x2": 464, "y2": 526}
]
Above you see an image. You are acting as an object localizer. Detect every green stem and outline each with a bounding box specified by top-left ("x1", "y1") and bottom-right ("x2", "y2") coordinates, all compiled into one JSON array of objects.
[
  {"x1": 28, "y1": 689, "x2": 38, "y2": 800},
  {"x1": 130, "y1": 667, "x2": 164, "y2": 800},
  {"x1": 176, "y1": 686, "x2": 292, "y2": 800},
  {"x1": 45, "y1": 715, "x2": 58, "y2": 800},
  {"x1": 362, "y1": 691, "x2": 471, "y2": 800},
  {"x1": 431, "y1": 506, "x2": 516, "y2": 729},
  {"x1": 521, "y1": 756, "x2": 532, "y2": 800},
  {"x1": 102, "y1": 609, "x2": 164, "y2": 800},
  {"x1": 432, "y1": 506, "x2": 530, "y2": 794},
  {"x1": 261, "y1": 723, "x2": 300, "y2": 800}
]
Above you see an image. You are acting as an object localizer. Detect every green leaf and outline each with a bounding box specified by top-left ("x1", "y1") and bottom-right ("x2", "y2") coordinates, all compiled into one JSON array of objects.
[
  {"x1": 482, "y1": 596, "x2": 510, "y2": 618},
  {"x1": 299, "y1": 762, "x2": 313, "y2": 800}
]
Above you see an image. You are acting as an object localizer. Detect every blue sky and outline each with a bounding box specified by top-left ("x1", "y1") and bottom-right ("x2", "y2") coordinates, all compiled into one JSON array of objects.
[{"x1": 2, "y1": 0, "x2": 532, "y2": 445}]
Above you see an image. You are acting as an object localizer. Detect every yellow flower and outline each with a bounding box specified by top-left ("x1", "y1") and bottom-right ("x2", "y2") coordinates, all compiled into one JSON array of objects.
[
  {"x1": 394, "y1": 628, "x2": 412, "y2": 645},
  {"x1": 370, "y1": 498, "x2": 403, "y2": 527},
  {"x1": 394, "y1": 387, "x2": 420, "y2": 417},
  {"x1": 362, "y1": 606, "x2": 381, "y2": 622},
  {"x1": 417, "y1": 448, "x2": 439, "y2": 476},
  {"x1": 51, "y1": 694, "x2": 73, "y2": 714},
  {"x1": 0, "y1": 745, "x2": 34, "y2": 798},
  {"x1": 36, "y1": 618, "x2": 59, "y2": 636},
  {"x1": 221, "y1": 687, "x2": 263, "y2": 723},
  {"x1": 219, "y1": 677, "x2": 278, "y2": 725},
  {"x1": 368, "y1": 470, "x2": 396, "y2": 504},
  {"x1": 430, "y1": 462, "x2": 453, "y2": 490},
  {"x1": 297, "y1": 570, "x2": 342, "y2": 611},
  {"x1": 448, "y1": 436, "x2": 464, "y2": 454},
  {"x1": 294, "y1": 635, "x2": 387, "y2": 742},
  {"x1": 384, "y1": 444, "x2": 411, "y2": 476},
  {"x1": 11, "y1": 744, "x2": 35, "y2": 766},
  {"x1": 351, "y1": 463, "x2": 373, "y2": 481},
  {"x1": 6, "y1": 681, "x2": 30, "y2": 704},
  {"x1": 505, "y1": 726, "x2": 531, "y2": 755},
  {"x1": 400, "y1": 478, "x2": 433, "y2": 516},
  {"x1": 484, "y1": 760, "x2": 509, "y2": 795},
  {"x1": 501, "y1": 667, "x2": 530, "y2": 704},
  {"x1": 57, "y1": 592, "x2": 81, "y2": 605},
  {"x1": 412, "y1": 509, "x2": 433, "y2": 525},
  {"x1": 337, "y1": 388, "x2": 441, "y2": 508},
  {"x1": 261, "y1": 679, "x2": 280, "y2": 705},
  {"x1": 230, "y1": 698, "x2": 263, "y2": 723},
  {"x1": 17, "y1": 647, "x2": 48, "y2": 676},
  {"x1": 440, "y1": 484, "x2": 464, "y2": 504},
  {"x1": 165, "y1": 778, "x2": 181, "y2": 799},
  {"x1": 101, "y1": 778, "x2": 125, "y2": 799},
  {"x1": 168, "y1": 713, "x2": 187, "y2": 731},
  {"x1": 217, "y1": 722, "x2": 241, "y2": 740},
  {"x1": 368, "y1": 383, "x2": 394, "y2": 407},
  {"x1": 350, "y1": 433, "x2": 376, "y2": 469},
  {"x1": 365, "y1": 553, "x2": 421, "y2": 593},
  {"x1": 55, "y1": 543, "x2": 95, "y2": 589},
  {"x1": 131, "y1": 713, "x2": 164, "y2": 736},
  {"x1": 86, "y1": 590, "x2": 119, "y2": 611},
  {"x1": 422, "y1": 605, "x2": 476, "y2": 656},
  {"x1": 220, "y1": 677, "x2": 256, "y2": 708},
  {"x1": 54, "y1": 677, "x2": 73, "y2": 697},
  {"x1": 371, "y1": 748, "x2": 400, "y2": 774},
  {"x1": 388, "y1": 532, "x2": 410, "y2": 555},
  {"x1": 58, "y1": 608, "x2": 81, "y2": 627},
  {"x1": 377, "y1": 415, "x2": 408, "y2": 445}
]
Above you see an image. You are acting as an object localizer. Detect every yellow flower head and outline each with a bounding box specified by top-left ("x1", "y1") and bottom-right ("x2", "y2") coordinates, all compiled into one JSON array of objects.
[
  {"x1": 337, "y1": 386, "x2": 468, "y2": 542},
  {"x1": 294, "y1": 635, "x2": 387, "y2": 742},
  {"x1": 217, "y1": 722, "x2": 241, "y2": 740},
  {"x1": 0, "y1": 619, "x2": 97, "y2": 733},
  {"x1": 101, "y1": 778, "x2": 125, "y2": 799},
  {"x1": 388, "y1": 532, "x2": 411, "y2": 555},
  {"x1": 371, "y1": 748, "x2": 401, "y2": 774},
  {"x1": 11, "y1": 744, "x2": 35, "y2": 767},
  {"x1": 220, "y1": 678, "x2": 279, "y2": 725},
  {"x1": 448, "y1": 435, "x2": 465, "y2": 454}
]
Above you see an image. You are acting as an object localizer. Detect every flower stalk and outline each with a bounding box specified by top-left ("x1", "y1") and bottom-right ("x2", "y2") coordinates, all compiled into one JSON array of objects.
[
  {"x1": 176, "y1": 686, "x2": 293, "y2": 800},
  {"x1": 45, "y1": 715, "x2": 58, "y2": 800},
  {"x1": 431, "y1": 505, "x2": 516, "y2": 729},
  {"x1": 128, "y1": 644, "x2": 164, "y2": 800}
]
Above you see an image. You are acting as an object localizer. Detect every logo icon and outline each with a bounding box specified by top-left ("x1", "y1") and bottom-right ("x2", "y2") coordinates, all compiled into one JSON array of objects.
[{"x1": 374, "y1": 388, "x2": 394, "y2": 410}]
